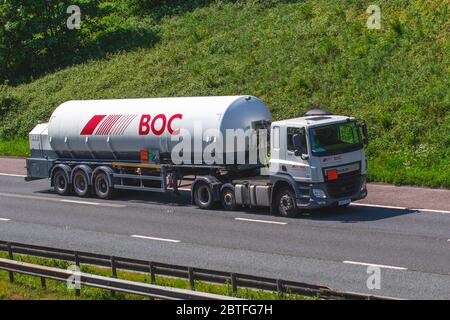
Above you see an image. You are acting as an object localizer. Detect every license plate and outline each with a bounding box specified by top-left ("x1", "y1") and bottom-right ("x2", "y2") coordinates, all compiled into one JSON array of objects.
[{"x1": 338, "y1": 199, "x2": 351, "y2": 206}]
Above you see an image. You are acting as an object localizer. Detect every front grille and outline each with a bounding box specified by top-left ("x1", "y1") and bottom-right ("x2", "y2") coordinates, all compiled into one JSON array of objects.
[{"x1": 326, "y1": 175, "x2": 361, "y2": 198}]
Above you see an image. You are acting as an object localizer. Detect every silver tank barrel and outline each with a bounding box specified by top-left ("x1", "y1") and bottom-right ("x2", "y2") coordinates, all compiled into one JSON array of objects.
[{"x1": 47, "y1": 96, "x2": 272, "y2": 164}]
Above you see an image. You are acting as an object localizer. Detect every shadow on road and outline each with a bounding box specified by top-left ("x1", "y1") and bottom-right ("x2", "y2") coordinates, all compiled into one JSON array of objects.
[
  {"x1": 297, "y1": 205, "x2": 418, "y2": 222},
  {"x1": 36, "y1": 188, "x2": 417, "y2": 222},
  {"x1": 231, "y1": 204, "x2": 417, "y2": 222},
  {"x1": 113, "y1": 189, "x2": 192, "y2": 206}
]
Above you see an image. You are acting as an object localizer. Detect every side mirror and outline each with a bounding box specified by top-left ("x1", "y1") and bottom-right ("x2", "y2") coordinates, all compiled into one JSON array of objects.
[
  {"x1": 360, "y1": 121, "x2": 369, "y2": 146},
  {"x1": 292, "y1": 134, "x2": 309, "y2": 160},
  {"x1": 292, "y1": 134, "x2": 303, "y2": 157}
]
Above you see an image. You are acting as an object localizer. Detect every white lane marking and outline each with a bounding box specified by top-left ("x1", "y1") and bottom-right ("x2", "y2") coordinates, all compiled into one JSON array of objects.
[
  {"x1": 343, "y1": 260, "x2": 408, "y2": 271},
  {"x1": 351, "y1": 203, "x2": 450, "y2": 214},
  {"x1": 0, "y1": 173, "x2": 26, "y2": 178},
  {"x1": 415, "y1": 208, "x2": 450, "y2": 214},
  {"x1": 59, "y1": 199, "x2": 124, "y2": 208},
  {"x1": 131, "y1": 235, "x2": 181, "y2": 243},
  {"x1": 0, "y1": 192, "x2": 125, "y2": 208},
  {"x1": 234, "y1": 217, "x2": 287, "y2": 225},
  {"x1": 0, "y1": 218, "x2": 11, "y2": 221},
  {"x1": 351, "y1": 203, "x2": 406, "y2": 210}
]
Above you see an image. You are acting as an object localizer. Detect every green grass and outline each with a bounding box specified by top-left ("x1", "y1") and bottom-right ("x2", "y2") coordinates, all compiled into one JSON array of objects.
[
  {"x1": 0, "y1": 252, "x2": 313, "y2": 300},
  {"x1": 0, "y1": 139, "x2": 29, "y2": 157},
  {"x1": 0, "y1": 0, "x2": 448, "y2": 188}
]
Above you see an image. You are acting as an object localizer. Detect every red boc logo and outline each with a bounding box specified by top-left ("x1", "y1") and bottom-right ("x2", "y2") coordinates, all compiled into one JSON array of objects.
[{"x1": 139, "y1": 113, "x2": 183, "y2": 136}]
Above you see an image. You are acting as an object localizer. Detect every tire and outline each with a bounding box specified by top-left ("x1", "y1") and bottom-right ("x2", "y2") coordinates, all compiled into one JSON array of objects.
[
  {"x1": 73, "y1": 170, "x2": 90, "y2": 197},
  {"x1": 193, "y1": 182, "x2": 215, "y2": 210},
  {"x1": 94, "y1": 172, "x2": 114, "y2": 199},
  {"x1": 276, "y1": 187, "x2": 298, "y2": 217},
  {"x1": 221, "y1": 187, "x2": 237, "y2": 211},
  {"x1": 52, "y1": 169, "x2": 71, "y2": 196}
]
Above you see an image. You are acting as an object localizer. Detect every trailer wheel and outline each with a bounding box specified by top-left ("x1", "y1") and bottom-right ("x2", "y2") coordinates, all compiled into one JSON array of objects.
[
  {"x1": 193, "y1": 182, "x2": 215, "y2": 210},
  {"x1": 221, "y1": 187, "x2": 237, "y2": 211},
  {"x1": 94, "y1": 172, "x2": 114, "y2": 199},
  {"x1": 52, "y1": 169, "x2": 71, "y2": 196},
  {"x1": 276, "y1": 187, "x2": 298, "y2": 217},
  {"x1": 73, "y1": 170, "x2": 90, "y2": 197}
]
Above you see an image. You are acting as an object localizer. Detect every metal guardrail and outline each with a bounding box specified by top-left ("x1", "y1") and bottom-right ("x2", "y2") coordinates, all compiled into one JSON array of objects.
[
  {"x1": 0, "y1": 240, "x2": 396, "y2": 300},
  {"x1": 0, "y1": 258, "x2": 237, "y2": 300}
]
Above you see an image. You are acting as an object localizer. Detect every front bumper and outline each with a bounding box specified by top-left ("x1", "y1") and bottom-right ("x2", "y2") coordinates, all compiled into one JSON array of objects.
[{"x1": 295, "y1": 175, "x2": 367, "y2": 209}]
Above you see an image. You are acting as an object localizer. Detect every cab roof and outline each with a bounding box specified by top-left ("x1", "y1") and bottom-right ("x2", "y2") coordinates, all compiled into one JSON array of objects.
[{"x1": 272, "y1": 115, "x2": 355, "y2": 128}]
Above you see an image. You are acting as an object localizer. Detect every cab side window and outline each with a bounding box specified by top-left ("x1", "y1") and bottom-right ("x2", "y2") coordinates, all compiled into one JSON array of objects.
[
  {"x1": 272, "y1": 126, "x2": 280, "y2": 149},
  {"x1": 287, "y1": 127, "x2": 307, "y2": 152}
]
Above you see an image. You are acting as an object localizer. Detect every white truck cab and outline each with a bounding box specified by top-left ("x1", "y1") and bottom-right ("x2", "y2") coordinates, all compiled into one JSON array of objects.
[{"x1": 267, "y1": 109, "x2": 368, "y2": 214}]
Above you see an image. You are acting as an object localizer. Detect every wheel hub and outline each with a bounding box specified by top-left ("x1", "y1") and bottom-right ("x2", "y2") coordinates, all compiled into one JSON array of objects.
[
  {"x1": 280, "y1": 195, "x2": 293, "y2": 211},
  {"x1": 224, "y1": 193, "x2": 233, "y2": 206},
  {"x1": 75, "y1": 175, "x2": 86, "y2": 190},
  {"x1": 99, "y1": 180, "x2": 107, "y2": 193},
  {"x1": 57, "y1": 175, "x2": 65, "y2": 189}
]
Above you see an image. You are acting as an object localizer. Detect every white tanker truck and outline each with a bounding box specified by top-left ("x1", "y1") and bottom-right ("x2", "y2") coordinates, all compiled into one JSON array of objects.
[{"x1": 26, "y1": 96, "x2": 368, "y2": 217}]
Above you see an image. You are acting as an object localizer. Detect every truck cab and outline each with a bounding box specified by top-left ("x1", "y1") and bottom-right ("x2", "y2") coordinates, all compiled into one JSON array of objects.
[{"x1": 268, "y1": 109, "x2": 368, "y2": 216}]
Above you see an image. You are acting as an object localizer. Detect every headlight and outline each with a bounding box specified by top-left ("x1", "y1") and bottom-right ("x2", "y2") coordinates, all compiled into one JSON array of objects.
[{"x1": 313, "y1": 189, "x2": 327, "y2": 199}]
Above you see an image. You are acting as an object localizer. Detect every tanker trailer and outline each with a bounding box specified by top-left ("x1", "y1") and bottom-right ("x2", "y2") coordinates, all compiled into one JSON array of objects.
[
  {"x1": 45, "y1": 95, "x2": 271, "y2": 163},
  {"x1": 26, "y1": 96, "x2": 369, "y2": 217}
]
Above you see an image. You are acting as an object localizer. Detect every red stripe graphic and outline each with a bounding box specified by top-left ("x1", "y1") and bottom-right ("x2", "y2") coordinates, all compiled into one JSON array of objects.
[
  {"x1": 111, "y1": 114, "x2": 131, "y2": 135},
  {"x1": 97, "y1": 115, "x2": 120, "y2": 135},
  {"x1": 103, "y1": 115, "x2": 122, "y2": 135},
  {"x1": 118, "y1": 115, "x2": 137, "y2": 135},
  {"x1": 96, "y1": 115, "x2": 114, "y2": 135},
  {"x1": 108, "y1": 115, "x2": 126, "y2": 135},
  {"x1": 80, "y1": 115, "x2": 106, "y2": 135},
  {"x1": 81, "y1": 114, "x2": 136, "y2": 136},
  {"x1": 95, "y1": 114, "x2": 115, "y2": 135}
]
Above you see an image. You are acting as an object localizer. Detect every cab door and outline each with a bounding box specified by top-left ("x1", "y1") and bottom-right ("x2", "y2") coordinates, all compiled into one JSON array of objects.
[{"x1": 285, "y1": 127, "x2": 310, "y2": 180}]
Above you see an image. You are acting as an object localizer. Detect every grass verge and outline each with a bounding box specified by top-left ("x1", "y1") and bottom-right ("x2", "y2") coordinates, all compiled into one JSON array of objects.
[
  {"x1": 0, "y1": 140, "x2": 29, "y2": 158},
  {"x1": 0, "y1": 252, "x2": 315, "y2": 300}
]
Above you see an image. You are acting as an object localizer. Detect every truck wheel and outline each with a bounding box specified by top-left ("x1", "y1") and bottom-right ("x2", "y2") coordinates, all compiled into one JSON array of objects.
[
  {"x1": 94, "y1": 172, "x2": 114, "y2": 199},
  {"x1": 194, "y1": 182, "x2": 215, "y2": 210},
  {"x1": 53, "y1": 169, "x2": 71, "y2": 196},
  {"x1": 276, "y1": 187, "x2": 298, "y2": 217},
  {"x1": 221, "y1": 187, "x2": 237, "y2": 211},
  {"x1": 73, "y1": 170, "x2": 90, "y2": 197}
]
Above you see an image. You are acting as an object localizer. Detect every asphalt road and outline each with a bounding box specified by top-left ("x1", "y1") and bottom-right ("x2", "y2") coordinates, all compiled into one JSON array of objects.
[{"x1": 0, "y1": 170, "x2": 449, "y2": 299}]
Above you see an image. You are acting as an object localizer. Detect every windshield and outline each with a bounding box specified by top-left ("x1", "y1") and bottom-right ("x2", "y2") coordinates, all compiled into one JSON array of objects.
[{"x1": 309, "y1": 121, "x2": 363, "y2": 156}]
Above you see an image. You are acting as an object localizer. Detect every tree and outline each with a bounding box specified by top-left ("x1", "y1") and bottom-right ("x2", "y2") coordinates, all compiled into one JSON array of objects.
[{"x1": 0, "y1": 0, "x2": 100, "y2": 84}]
